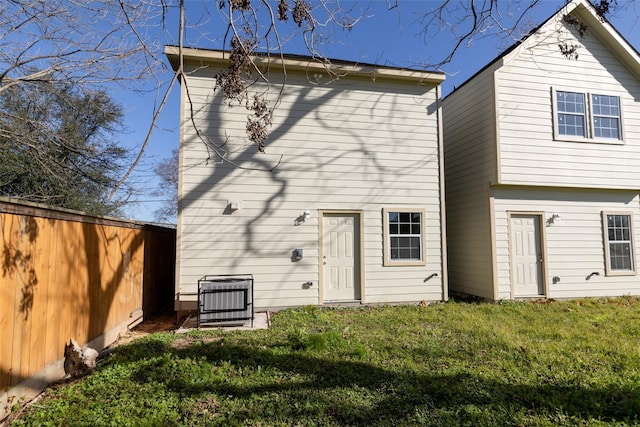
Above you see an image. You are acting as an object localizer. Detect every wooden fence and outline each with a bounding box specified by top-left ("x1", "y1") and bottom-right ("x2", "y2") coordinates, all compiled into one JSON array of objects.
[{"x1": 0, "y1": 199, "x2": 175, "y2": 392}]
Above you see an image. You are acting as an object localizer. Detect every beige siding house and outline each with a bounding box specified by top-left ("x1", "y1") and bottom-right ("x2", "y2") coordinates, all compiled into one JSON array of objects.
[
  {"x1": 166, "y1": 48, "x2": 447, "y2": 312},
  {"x1": 444, "y1": 0, "x2": 640, "y2": 300}
]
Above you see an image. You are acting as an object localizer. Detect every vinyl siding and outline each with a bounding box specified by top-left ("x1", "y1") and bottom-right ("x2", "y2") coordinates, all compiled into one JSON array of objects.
[
  {"x1": 443, "y1": 66, "x2": 498, "y2": 299},
  {"x1": 177, "y1": 62, "x2": 444, "y2": 309},
  {"x1": 493, "y1": 187, "x2": 640, "y2": 299},
  {"x1": 442, "y1": 1, "x2": 640, "y2": 301},
  {"x1": 496, "y1": 15, "x2": 640, "y2": 189}
]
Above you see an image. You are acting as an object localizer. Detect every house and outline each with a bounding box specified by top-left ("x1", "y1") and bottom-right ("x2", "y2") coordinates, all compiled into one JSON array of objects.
[
  {"x1": 165, "y1": 47, "x2": 447, "y2": 313},
  {"x1": 443, "y1": 0, "x2": 640, "y2": 300}
]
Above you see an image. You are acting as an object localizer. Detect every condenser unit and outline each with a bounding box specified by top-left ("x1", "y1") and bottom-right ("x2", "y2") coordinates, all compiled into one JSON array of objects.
[{"x1": 197, "y1": 274, "x2": 253, "y2": 327}]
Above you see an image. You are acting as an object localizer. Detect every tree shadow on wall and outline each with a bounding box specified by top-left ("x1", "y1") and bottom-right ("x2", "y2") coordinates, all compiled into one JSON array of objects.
[{"x1": 180, "y1": 77, "x2": 440, "y2": 269}]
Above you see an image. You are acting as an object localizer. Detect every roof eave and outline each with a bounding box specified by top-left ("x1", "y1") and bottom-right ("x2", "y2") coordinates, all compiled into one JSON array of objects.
[{"x1": 164, "y1": 46, "x2": 445, "y2": 85}]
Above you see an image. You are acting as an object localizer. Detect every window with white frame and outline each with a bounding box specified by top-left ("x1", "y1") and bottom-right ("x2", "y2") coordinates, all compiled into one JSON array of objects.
[
  {"x1": 554, "y1": 90, "x2": 622, "y2": 141},
  {"x1": 592, "y1": 94, "x2": 621, "y2": 139},
  {"x1": 383, "y1": 208, "x2": 426, "y2": 266},
  {"x1": 603, "y1": 212, "x2": 635, "y2": 275},
  {"x1": 556, "y1": 91, "x2": 587, "y2": 137}
]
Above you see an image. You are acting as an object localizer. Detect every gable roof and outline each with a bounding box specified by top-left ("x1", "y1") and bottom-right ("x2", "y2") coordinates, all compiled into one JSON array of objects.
[
  {"x1": 567, "y1": 0, "x2": 640, "y2": 76},
  {"x1": 165, "y1": 46, "x2": 446, "y2": 85},
  {"x1": 445, "y1": 0, "x2": 640, "y2": 99}
]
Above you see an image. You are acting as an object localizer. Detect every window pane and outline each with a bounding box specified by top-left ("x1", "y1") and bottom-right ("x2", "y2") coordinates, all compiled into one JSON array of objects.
[
  {"x1": 399, "y1": 212, "x2": 410, "y2": 222},
  {"x1": 610, "y1": 243, "x2": 631, "y2": 270},
  {"x1": 557, "y1": 91, "x2": 585, "y2": 113},
  {"x1": 392, "y1": 237, "x2": 420, "y2": 261},
  {"x1": 558, "y1": 113, "x2": 586, "y2": 137},
  {"x1": 594, "y1": 117, "x2": 620, "y2": 139},
  {"x1": 621, "y1": 215, "x2": 630, "y2": 227},
  {"x1": 610, "y1": 242, "x2": 629, "y2": 257},
  {"x1": 390, "y1": 236, "x2": 400, "y2": 254},
  {"x1": 390, "y1": 224, "x2": 398, "y2": 234},
  {"x1": 388, "y1": 212, "x2": 398, "y2": 222},
  {"x1": 410, "y1": 237, "x2": 421, "y2": 259},
  {"x1": 592, "y1": 95, "x2": 620, "y2": 115},
  {"x1": 566, "y1": 115, "x2": 583, "y2": 134}
]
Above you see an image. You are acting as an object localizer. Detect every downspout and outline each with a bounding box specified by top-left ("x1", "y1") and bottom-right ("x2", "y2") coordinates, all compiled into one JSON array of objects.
[{"x1": 436, "y1": 84, "x2": 449, "y2": 301}]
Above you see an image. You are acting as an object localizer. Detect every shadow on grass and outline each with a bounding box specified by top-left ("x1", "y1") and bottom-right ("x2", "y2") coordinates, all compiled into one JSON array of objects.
[{"x1": 105, "y1": 335, "x2": 640, "y2": 425}]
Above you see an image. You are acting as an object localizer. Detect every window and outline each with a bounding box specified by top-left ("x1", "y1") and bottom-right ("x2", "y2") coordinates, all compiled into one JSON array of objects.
[
  {"x1": 592, "y1": 95, "x2": 621, "y2": 139},
  {"x1": 383, "y1": 208, "x2": 426, "y2": 266},
  {"x1": 557, "y1": 91, "x2": 586, "y2": 137},
  {"x1": 554, "y1": 90, "x2": 622, "y2": 141},
  {"x1": 603, "y1": 212, "x2": 636, "y2": 275}
]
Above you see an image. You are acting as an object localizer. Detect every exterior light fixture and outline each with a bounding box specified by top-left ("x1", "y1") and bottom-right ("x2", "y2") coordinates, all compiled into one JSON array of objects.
[{"x1": 294, "y1": 210, "x2": 311, "y2": 226}]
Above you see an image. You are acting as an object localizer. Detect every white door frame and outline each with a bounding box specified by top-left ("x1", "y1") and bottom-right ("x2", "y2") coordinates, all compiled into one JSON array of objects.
[
  {"x1": 318, "y1": 210, "x2": 365, "y2": 304},
  {"x1": 507, "y1": 211, "x2": 548, "y2": 298}
]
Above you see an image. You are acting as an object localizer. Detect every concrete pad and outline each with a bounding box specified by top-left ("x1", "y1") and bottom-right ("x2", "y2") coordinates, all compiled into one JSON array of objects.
[{"x1": 176, "y1": 311, "x2": 270, "y2": 333}]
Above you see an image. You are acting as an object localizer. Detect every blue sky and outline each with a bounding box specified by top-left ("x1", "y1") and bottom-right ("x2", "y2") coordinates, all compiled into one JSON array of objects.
[{"x1": 120, "y1": 0, "x2": 640, "y2": 222}]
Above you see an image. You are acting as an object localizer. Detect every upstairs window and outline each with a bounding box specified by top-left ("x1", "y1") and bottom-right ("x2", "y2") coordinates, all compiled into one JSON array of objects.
[
  {"x1": 592, "y1": 95, "x2": 621, "y2": 139},
  {"x1": 554, "y1": 90, "x2": 622, "y2": 142},
  {"x1": 557, "y1": 91, "x2": 587, "y2": 137}
]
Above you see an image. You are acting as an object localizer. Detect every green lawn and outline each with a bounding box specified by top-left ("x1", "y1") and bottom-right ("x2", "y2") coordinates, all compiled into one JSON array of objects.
[{"x1": 11, "y1": 298, "x2": 640, "y2": 426}]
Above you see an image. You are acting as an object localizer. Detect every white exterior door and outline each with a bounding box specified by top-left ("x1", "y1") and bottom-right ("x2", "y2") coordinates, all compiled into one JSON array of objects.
[
  {"x1": 510, "y1": 214, "x2": 544, "y2": 297},
  {"x1": 322, "y1": 213, "x2": 361, "y2": 302}
]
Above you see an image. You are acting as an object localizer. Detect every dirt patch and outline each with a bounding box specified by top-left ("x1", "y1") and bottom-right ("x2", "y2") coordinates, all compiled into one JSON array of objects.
[
  {"x1": 170, "y1": 335, "x2": 222, "y2": 350},
  {"x1": 189, "y1": 395, "x2": 219, "y2": 421},
  {"x1": 170, "y1": 337, "x2": 193, "y2": 349},
  {"x1": 113, "y1": 312, "x2": 179, "y2": 346}
]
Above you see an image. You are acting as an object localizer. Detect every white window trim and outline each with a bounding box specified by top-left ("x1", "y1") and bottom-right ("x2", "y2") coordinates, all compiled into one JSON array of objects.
[
  {"x1": 552, "y1": 87, "x2": 625, "y2": 145},
  {"x1": 602, "y1": 211, "x2": 636, "y2": 276},
  {"x1": 382, "y1": 207, "x2": 426, "y2": 267}
]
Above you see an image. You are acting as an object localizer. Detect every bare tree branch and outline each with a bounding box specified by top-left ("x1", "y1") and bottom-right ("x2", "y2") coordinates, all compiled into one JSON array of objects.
[{"x1": 2, "y1": 0, "x2": 633, "y2": 213}]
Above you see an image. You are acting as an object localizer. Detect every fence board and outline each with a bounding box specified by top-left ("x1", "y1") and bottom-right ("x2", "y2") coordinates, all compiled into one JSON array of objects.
[
  {"x1": 29, "y1": 217, "x2": 50, "y2": 378},
  {"x1": 8, "y1": 215, "x2": 24, "y2": 387},
  {"x1": 0, "y1": 215, "x2": 18, "y2": 389},
  {"x1": 57, "y1": 219, "x2": 76, "y2": 368},
  {"x1": 44, "y1": 218, "x2": 60, "y2": 368},
  {"x1": 0, "y1": 200, "x2": 176, "y2": 391}
]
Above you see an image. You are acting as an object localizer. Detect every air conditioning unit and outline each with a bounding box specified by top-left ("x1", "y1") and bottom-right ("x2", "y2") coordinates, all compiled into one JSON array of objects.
[{"x1": 197, "y1": 274, "x2": 253, "y2": 327}]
